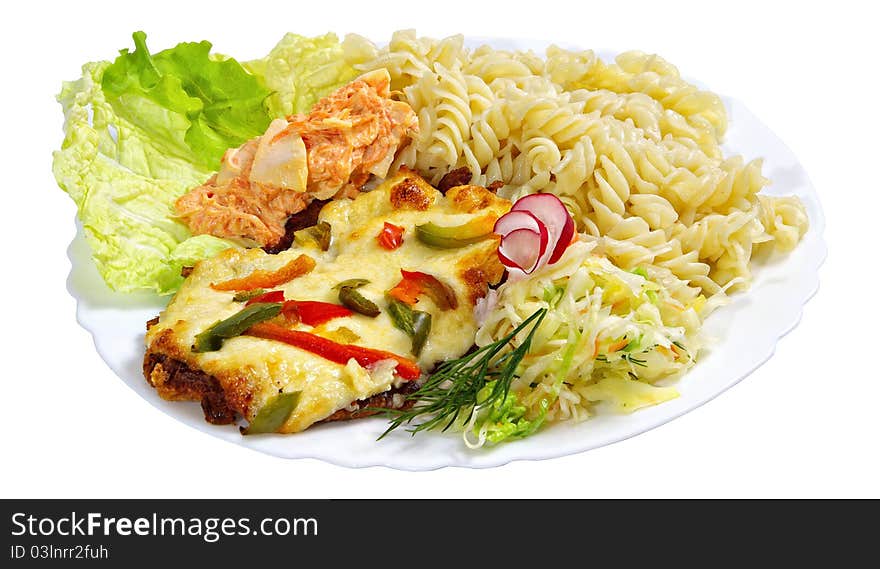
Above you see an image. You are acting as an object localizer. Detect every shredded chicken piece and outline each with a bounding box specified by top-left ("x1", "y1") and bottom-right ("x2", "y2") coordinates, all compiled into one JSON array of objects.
[
  {"x1": 175, "y1": 69, "x2": 418, "y2": 247},
  {"x1": 176, "y1": 175, "x2": 310, "y2": 247}
]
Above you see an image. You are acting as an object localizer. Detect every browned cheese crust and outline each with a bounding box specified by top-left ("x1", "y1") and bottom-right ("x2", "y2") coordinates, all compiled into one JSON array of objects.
[{"x1": 390, "y1": 177, "x2": 433, "y2": 211}]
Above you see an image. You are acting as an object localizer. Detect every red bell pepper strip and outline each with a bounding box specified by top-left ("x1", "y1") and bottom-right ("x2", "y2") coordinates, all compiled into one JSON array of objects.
[
  {"x1": 377, "y1": 222, "x2": 405, "y2": 250},
  {"x1": 211, "y1": 254, "x2": 316, "y2": 291},
  {"x1": 245, "y1": 291, "x2": 351, "y2": 326},
  {"x1": 247, "y1": 322, "x2": 421, "y2": 380},
  {"x1": 387, "y1": 276, "x2": 422, "y2": 305},
  {"x1": 245, "y1": 290, "x2": 286, "y2": 306},
  {"x1": 388, "y1": 270, "x2": 458, "y2": 310},
  {"x1": 282, "y1": 300, "x2": 353, "y2": 326}
]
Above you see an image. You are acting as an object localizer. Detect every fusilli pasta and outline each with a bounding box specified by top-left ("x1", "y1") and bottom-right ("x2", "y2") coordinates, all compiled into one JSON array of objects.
[{"x1": 344, "y1": 31, "x2": 809, "y2": 304}]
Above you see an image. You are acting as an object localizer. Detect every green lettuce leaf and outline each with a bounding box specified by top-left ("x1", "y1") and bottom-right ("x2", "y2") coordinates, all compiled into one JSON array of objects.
[
  {"x1": 102, "y1": 31, "x2": 272, "y2": 167},
  {"x1": 53, "y1": 61, "x2": 236, "y2": 294},
  {"x1": 245, "y1": 33, "x2": 358, "y2": 117}
]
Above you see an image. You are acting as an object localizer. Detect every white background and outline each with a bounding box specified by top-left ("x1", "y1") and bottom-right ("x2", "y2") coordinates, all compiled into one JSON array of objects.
[{"x1": 2, "y1": 0, "x2": 877, "y2": 497}]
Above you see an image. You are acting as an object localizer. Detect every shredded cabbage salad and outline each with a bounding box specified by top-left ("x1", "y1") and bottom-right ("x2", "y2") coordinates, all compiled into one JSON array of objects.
[{"x1": 469, "y1": 237, "x2": 704, "y2": 447}]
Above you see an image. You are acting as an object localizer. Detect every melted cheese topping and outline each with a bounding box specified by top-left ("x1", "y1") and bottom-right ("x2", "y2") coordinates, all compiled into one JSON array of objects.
[{"x1": 147, "y1": 172, "x2": 510, "y2": 433}]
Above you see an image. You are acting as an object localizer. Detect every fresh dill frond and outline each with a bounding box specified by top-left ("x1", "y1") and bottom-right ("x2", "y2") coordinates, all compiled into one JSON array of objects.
[{"x1": 375, "y1": 308, "x2": 547, "y2": 440}]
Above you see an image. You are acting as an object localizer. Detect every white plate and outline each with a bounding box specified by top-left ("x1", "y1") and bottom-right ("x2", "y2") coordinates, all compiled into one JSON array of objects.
[{"x1": 65, "y1": 40, "x2": 826, "y2": 470}]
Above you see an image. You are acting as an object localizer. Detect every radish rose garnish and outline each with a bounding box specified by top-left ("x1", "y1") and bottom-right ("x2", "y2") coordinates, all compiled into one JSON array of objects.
[
  {"x1": 493, "y1": 193, "x2": 575, "y2": 274},
  {"x1": 494, "y1": 210, "x2": 548, "y2": 273}
]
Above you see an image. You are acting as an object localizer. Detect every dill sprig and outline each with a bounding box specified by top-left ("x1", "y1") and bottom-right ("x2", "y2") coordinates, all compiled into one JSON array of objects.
[{"x1": 376, "y1": 308, "x2": 547, "y2": 440}]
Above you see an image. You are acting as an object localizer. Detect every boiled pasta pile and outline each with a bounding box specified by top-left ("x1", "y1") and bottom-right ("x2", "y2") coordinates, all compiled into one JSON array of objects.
[{"x1": 343, "y1": 31, "x2": 808, "y2": 305}]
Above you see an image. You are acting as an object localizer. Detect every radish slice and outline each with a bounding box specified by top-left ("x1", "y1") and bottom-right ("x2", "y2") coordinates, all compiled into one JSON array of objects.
[
  {"x1": 493, "y1": 211, "x2": 550, "y2": 273},
  {"x1": 494, "y1": 210, "x2": 549, "y2": 273},
  {"x1": 510, "y1": 193, "x2": 575, "y2": 265},
  {"x1": 547, "y1": 212, "x2": 575, "y2": 264},
  {"x1": 494, "y1": 210, "x2": 545, "y2": 237},
  {"x1": 498, "y1": 227, "x2": 547, "y2": 274}
]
